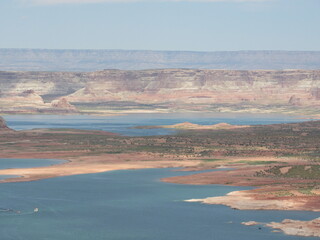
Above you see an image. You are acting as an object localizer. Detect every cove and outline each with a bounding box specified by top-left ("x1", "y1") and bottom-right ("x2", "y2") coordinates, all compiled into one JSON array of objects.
[{"x1": 0, "y1": 168, "x2": 318, "y2": 240}]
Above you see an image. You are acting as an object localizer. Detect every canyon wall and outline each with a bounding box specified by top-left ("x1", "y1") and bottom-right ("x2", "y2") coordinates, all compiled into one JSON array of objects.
[{"x1": 1, "y1": 69, "x2": 320, "y2": 113}]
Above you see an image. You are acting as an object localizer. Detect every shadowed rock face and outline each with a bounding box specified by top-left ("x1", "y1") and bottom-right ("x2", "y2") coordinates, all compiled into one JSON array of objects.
[
  {"x1": 0, "y1": 116, "x2": 12, "y2": 131},
  {"x1": 1, "y1": 69, "x2": 320, "y2": 113},
  {"x1": 0, "y1": 117, "x2": 6, "y2": 128}
]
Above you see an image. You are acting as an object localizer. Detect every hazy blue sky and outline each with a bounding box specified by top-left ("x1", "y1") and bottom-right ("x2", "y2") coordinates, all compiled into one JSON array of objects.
[{"x1": 1, "y1": 0, "x2": 319, "y2": 51}]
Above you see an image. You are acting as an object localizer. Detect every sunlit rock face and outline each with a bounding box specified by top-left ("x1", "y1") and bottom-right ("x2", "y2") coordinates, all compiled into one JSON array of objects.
[{"x1": 0, "y1": 69, "x2": 320, "y2": 112}]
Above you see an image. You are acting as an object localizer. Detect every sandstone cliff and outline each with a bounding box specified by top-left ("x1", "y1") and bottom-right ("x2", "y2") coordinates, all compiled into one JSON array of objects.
[{"x1": 1, "y1": 69, "x2": 320, "y2": 114}]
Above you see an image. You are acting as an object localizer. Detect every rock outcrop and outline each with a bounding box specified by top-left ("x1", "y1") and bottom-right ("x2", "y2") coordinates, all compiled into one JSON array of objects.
[
  {"x1": 185, "y1": 190, "x2": 314, "y2": 211},
  {"x1": 50, "y1": 98, "x2": 77, "y2": 112},
  {"x1": 0, "y1": 116, "x2": 7, "y2": 128},
  {"x1": 266, "y1": 218, "x2": 320, "y2": 237},
  {"x1": 0, "y1": 116, "x2": 12, "y2": 132},
  {"x1": 242, "y1": 218, "x2": 320, "y2": 238}
]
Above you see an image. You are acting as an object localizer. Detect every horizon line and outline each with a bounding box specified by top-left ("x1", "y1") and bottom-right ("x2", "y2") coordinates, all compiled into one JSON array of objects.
[{"x1": 1, "y1": 48, "x2": 320, "y2": 53}]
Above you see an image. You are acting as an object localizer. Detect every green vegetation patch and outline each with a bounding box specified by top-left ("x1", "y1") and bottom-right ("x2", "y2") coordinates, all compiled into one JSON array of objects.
[
  {"x1": 274, "y1": 190, "x2": 294, "y2": 197},
  {"x1": 298, "y1": 187, "x2": 316, "y2": 196},
  {"x1": 201, "y1": 158, "x2": 225, "y2": 162},
  {"x1": 236, "y1": 160, "x2": 279, "y2": 165},
  {"x1": 258, "y1": 165, "x2": 320, "y2": 179}
]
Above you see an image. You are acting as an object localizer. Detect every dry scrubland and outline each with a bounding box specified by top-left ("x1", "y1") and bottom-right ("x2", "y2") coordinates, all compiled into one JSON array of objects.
[{"x1": 0, "y1": 119, "x2": 319, "y2": 202}]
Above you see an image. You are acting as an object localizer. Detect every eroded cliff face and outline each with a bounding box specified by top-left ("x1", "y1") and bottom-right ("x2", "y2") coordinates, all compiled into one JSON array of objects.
[
  {"x1": 0, "y1": 71, "x2": 87, "y2": 96},
  {"x1": 0, "y1": 69, "x2": 320, "y2": 114},
  {"x1": 0, "y1": 116, "x2": 12, "y2": 131}
]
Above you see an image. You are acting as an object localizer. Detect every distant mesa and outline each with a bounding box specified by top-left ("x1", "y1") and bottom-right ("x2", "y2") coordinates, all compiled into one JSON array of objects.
[{"x1": 1, "y1": 49, "x2": 320, "y2": 71}]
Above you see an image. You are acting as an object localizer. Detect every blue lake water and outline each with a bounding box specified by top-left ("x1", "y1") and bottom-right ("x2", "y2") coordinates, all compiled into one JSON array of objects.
[
  {"x1": 0, "y1": 114, "x2": 318, "y2": 239},
  {"x1": 0, "y1": 159, "x2": 66, "y2": 180},
  {"x1": 0, "y1": 158, "x2": 66, "y2": 170},
  {"x1": 3, "y1": 112, "x2": 310, "y2": 136},
  {"x1": 0, "y1": 168, "x2": 318, "y2": 240},
  {"x1": 0, "y1": 175, "x2": 20, "y2": 180}
]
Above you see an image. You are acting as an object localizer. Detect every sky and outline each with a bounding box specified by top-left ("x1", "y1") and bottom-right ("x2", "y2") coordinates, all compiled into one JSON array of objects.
[{"x1": 0, "y1": 0, "x2": 319, "y2": 51}]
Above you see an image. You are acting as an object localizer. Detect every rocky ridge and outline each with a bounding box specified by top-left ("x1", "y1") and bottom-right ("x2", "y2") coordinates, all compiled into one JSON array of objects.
[{"x1": 1, "y1": 49, "x2": 320, "y2": 71}]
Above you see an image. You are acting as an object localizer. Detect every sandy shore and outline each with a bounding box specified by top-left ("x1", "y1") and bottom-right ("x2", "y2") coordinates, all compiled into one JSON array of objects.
[
  {"x1": 163, "y1": 156, "x2": 320, "y2": 212},
  {"x1": 1, "y1": 155, "x2": 319, "y2": 213},
  {"x1": 185, "y1": 190, "x2": 320, "y2": 212},
  {"x1": 0, "y1": 153, "x2": 201, "y2": 183},
  {"x1": 0, "y1": 154, "x2": 319, "y2": 238}
]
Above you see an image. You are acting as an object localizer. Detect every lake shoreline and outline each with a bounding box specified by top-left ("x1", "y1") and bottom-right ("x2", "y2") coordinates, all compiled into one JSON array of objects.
[
  {"x1": 0, "y1": 155, "x2": 319, "y2": 237},
  {"x1": 1, "y1": 116, "x2": 320, "y2": 238},
  {"x1": 0, "y1": 154, "x2": 319, "y2": 213}
]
